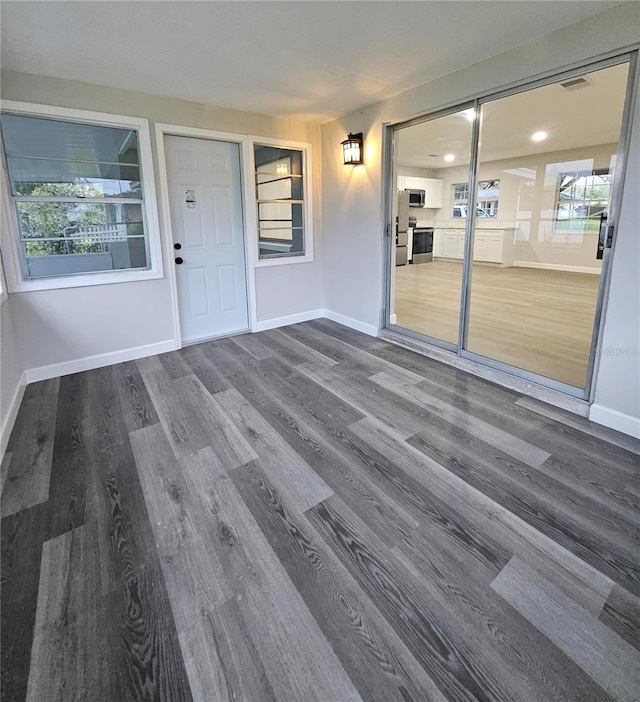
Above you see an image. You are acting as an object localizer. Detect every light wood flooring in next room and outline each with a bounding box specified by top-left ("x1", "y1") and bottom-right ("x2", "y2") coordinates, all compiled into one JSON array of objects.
[
  {"x1": 394, "y1": 261, "x2": 601, "y2": 388},
  {"x1": 2, "y1": 319, "x2": 640, "y2": 702}
]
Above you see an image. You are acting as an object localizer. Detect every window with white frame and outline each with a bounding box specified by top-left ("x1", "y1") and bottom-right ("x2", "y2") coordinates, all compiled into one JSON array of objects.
[
  {"x1": 452, "y1": 180, "x2": 500, "y2": 218},
  {"x1": 254, "y1": 144, "x2": 306, "y2": 259},
  {"x1": 0, "y1": 106, "x2": 161, "y2": 289},
  {"x1": 555, "y1": 169, "x2": 611, "y2": 232}
]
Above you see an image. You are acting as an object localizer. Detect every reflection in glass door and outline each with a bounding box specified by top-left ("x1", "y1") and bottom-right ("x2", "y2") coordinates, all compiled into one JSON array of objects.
[
  {"x1": 464, "y1": 61, "x2": 630, "y2": 391},
  {"x1": 387, "y1": 56, "x2": 634, "y2": 397}
]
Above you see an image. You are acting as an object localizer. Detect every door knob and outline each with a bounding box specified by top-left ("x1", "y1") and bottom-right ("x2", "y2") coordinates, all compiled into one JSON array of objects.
[
  {"x1": 175, "y1": 257, "x2": 183, "y2": 265},
  {"x1": 174, "y1": 243, "x2": 182, "y2": 250}
]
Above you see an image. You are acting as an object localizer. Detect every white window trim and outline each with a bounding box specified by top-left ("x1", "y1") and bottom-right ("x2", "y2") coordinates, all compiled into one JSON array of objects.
[
  {"x1": 0, "y1": 100, "x2": 164, "y2": 292},
  {"x1": 249, "y1": 134, "x2": 314, "y2": 268}
]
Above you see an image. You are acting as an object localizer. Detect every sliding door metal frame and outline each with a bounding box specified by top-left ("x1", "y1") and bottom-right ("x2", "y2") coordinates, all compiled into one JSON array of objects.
[{"x1": 382, "y1": 48, "x2": 639, "y2": 400}]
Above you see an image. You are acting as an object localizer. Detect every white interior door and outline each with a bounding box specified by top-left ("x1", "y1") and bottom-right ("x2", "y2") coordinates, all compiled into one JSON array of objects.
[{"x1": 165, "y1": 135, "x2": 248, "y2": 343}]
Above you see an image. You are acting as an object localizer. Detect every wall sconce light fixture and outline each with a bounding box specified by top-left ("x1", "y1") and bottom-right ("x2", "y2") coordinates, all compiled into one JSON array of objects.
[{"x1": 341, "y1": 132, "x2": 363, "y2": 165}]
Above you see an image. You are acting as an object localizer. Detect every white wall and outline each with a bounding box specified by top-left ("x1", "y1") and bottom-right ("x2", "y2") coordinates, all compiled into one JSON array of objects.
[
  {"x1": 0, "y1": 71, "x2": 324, "y2": 374},
  {"x1": 321, "y1": 2, "x2": 640, "y2": 436}
]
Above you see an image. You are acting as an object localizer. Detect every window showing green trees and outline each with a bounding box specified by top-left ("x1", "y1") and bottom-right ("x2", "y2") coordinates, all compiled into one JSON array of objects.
[
  {"x1": 555, "y1": 170, "x2": 612, "y2": 231},
  {"x1": 2, "y1": 112, "x2": 148, "y2": 279}
]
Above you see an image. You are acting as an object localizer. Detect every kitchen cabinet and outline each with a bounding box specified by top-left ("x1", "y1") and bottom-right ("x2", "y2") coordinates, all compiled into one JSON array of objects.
[
  {"x1": 396, "y1": 176, "x2": 443, "y2": 208},
  {"x1": 433, "y1": 228, "x2": 516, "y2": 266}
]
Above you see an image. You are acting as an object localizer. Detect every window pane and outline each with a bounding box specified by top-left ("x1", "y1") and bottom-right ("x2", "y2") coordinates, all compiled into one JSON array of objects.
[
  {"x1": 254, "y1": 144, "x2": 305, "y2": 258},
  {"x1": 16, "y1": 201, "x2": 143, "y2": 239},
  {"x1": 2, "y1": 114, "x2": 139, "y2": 165},
  {"x1": 8, "y1": 157, "x2": 141, "y2": 197},
  {"x1": 15, "y1": 199, "x2": 147, "y2": 278}
]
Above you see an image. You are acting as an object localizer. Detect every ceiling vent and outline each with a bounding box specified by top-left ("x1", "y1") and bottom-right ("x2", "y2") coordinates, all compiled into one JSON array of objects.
[{"x1": 560, "y1": 76, "x2": 591, "y2": 91}]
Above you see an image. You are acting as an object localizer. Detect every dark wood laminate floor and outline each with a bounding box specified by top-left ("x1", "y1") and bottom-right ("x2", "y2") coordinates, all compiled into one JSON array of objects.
[{"x1": 2, "y1": 319, "x2": 640, "y2": 702}]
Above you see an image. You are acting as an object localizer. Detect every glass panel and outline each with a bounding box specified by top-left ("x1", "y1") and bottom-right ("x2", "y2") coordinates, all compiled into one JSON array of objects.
[
  {"x1": 254, "y1": 144, "x2": 305, "y2": 257},
  {"x1": 465, "y1": 61, "x2": 629, "y2": 389},
  {"x1": 390, "y1": 108, "x2": 474, "y2": 344},
  {"x1": 15, "y1": 200, "x2": 147, "y2": 277},
  {"x1": 8, "y1": 157, "x2": 141, "y2": 197},
  {"x1": 2, "y1": 114, "x2": 141, "y2": 196},
  {"x1": 2, "y1": 114, "x2": 139, "y2": 165}
]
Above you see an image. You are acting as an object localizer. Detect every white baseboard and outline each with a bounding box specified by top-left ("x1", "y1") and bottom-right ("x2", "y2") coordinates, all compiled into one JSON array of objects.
[
  {"x1": 253, "y1": 309, "x2": 324, "y2": 333},
  {"x1": 24, "y1": 339, "x2": 179, "y2": 384},
  {"x1": 1, "y1": 371, "x2": 27, "y2": 459},
  {"x1": 513, "y1": 261, "x2": 601, "y2": 275},
  {"x1": 322, "y1": 309, "x2": 378, "y2": 337},
  {"x1": 589, "y1": 403, "x2": 640, "y2": 439}
]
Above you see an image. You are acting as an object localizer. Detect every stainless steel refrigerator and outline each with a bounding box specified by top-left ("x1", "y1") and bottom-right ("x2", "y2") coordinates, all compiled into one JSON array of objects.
[{"x1": 396, "y1": 190, "x2": 409, "y2": 266}]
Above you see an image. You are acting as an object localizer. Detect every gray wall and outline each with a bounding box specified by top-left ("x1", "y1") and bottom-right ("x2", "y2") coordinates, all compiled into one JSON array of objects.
[{"x1": 321, "y1": 2, "x2": 640, "y2": 436}]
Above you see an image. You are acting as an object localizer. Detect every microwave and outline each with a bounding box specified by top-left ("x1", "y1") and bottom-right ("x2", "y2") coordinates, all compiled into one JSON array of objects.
[{"x1": 406, "y1": 189, "x2": 425, "y2": 208}]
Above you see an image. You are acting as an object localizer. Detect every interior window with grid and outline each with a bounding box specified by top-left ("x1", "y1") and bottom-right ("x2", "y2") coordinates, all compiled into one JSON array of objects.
[
  {"x1": 452, "y1": 180, "x2": 499, "y2": 218},
  {"x1": 254, "y1": 144, "x2": 305, "y2": 258},
  {"x1": 1, "y1": 113, "x2": 150, "y2": 280},
  {"x1": 555, "y1": 169, "x2": 611, "y2": 232}
]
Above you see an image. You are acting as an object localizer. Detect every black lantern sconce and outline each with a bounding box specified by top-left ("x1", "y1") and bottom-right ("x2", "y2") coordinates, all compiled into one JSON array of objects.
[{"x1": 341, "y1": 132, "x2": 363, "y2": 165}]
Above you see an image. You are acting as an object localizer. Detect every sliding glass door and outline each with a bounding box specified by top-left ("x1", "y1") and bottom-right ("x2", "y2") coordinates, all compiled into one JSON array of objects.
[
  {"x1": 391, "y1": 109, "x2": 474, "y2": 346},
  {"x1": 387, "y1": 55, "x2": 635, "y2": 397}
]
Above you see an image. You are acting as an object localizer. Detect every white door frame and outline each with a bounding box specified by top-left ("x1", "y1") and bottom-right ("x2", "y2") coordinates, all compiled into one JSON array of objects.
[{"x1": 155, "y1": 123, "x2": 258, "y2": 348}]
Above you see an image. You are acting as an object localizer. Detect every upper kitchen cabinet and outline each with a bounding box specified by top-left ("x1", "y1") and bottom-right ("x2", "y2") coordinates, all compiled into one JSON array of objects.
[
  {"x1": 396, "y1": 176, "x2": 443, "y2": 208},
  {"x1": 423, "y1": 178, "x2": 443, "y2": 208}
]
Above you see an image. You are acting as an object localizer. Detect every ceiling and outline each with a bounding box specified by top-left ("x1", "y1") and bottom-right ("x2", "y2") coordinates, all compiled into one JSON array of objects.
[
  {"x1": 0, "y1": 1, "x2": 623, "y2": 123},
  {"x1": 396, "y1": 61, "x2": 630, "y2": 168}
]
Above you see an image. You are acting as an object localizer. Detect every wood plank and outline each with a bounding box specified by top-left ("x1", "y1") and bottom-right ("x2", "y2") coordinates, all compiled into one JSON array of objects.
[
  {"x1": 47, "y1": 372, "x2": 89, "y2": 537},
  {"x1": 179, "y1": 446, "x2": 363, "y2": 702},
  {"x1": 199, "y1": 342, "x2": 420, "y2": 548},
  {"x1": 157, "y1": 349, "x2": 194, "y2": 378},
  {"x1": 278, "y1": 322, "x2": 425, "y2": 384},
  {"x1": 85, "y1": 366, "x2": 162, "y2": 592},
  {"x1": 130, "y1": 423, "x2": 231, "y2": 606},
  {"x1": 229, "y1": 332, "x2": 274, "y2": 360},
  {"x1": 407, "y1": 429, "x2": 640, "y2": 597},
  {"x1": 2, "y1": 395, "x2": 57, "y2": 516},
  {"x1": 297, "y1": 362, "x2": 425, "y2": 439},
  {"x1": 348, "y1": 416, "x2": 617, "y2": 604},
  {"x1": 516, "y1": 395, "x2": 640, "y2": 456},
  {"x1": 599, "y1": 585, "x2": 640, "y2": 652},
  {"x1": 0, "y1": 450, "x2": 12, "y2": 496},
  {"x1": 492, "y1": 556, "x2": 640, "y2": 701},
  {"x1": 139, "y1": 361, "x2": 257, "y2": 467},
  {"x1": 257, "y1": 327, "x2": 339, "y2": 367},
  {"x1": 113, "y1": 360, "x2": 159, "y2": 433},
  {"x1": 212, "y1": 387, "x2": 333, "y2": 511},
  {"x1": 1, "y1": 501, "x2": 50, "y2": 702},
  {"x1": 130, "y1": 424, "x2": 236, "y2": 700},
  {"x1": 25, "y1": 523, "x2": 118, "y2": 702},
  {"x1": 230, "y1": 459, "x2": 449, "y2": 702},
  {"x1": 390, "y1": 530, "x2": 615, "y2": 701},
  {"x1": 371, "y1": 370, "x2": 550, "y2": 468},
  {"x1": 22, "y1": 377, "x2": 60, "y2": 401},
  {"x1": 308, "y1": 495, "x2": 519, "y2": 702},
  {"x1": 180, "y1": 344, "x2": 231, "y2": 395},
  {"x1": 178, "y1": 597, "x2": 278, "y2": 702}
]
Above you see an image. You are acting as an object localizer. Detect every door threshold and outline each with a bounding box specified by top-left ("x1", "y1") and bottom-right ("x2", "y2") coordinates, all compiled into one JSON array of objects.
[
  {"x1": 181, "y1": 328, "x2": 250, "y2": 348},
  {"x1": 379, "y1": 328, "x2": 590, "y2": 417}
]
